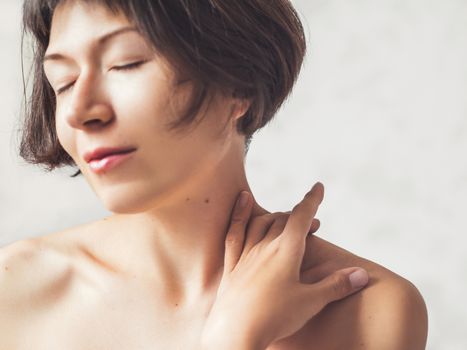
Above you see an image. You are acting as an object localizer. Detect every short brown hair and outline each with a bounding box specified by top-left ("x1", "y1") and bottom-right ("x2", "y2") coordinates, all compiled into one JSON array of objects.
[{"x1": 19, "y1": 0, "x2": 306, "y2": 177}]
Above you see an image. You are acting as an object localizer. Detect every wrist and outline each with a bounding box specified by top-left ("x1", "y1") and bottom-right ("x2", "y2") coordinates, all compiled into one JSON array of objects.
[
  {"x1": 199, "y1": 336, "x2": 260, "y2": 350},
  {"x1": 199, "y1": 328, "x2": 265, "y2": 350}
]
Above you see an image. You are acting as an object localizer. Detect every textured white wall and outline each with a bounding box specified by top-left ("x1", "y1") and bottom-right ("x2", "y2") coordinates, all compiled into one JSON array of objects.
[{"x1": 1, "y1": 0, "x2": 466, "y2": 348}]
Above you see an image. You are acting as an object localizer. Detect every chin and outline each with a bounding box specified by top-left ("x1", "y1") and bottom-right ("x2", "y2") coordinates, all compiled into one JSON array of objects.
[
  {"x1": 99, "y1": 186, "x2": 165, "y2": 215},
  {"x1": 96, "y1": 190, "x2": 149, "y2": 214}
]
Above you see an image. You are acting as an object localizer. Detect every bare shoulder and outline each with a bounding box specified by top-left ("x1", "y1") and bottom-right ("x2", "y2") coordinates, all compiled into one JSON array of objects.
[
  {"x1": 0, "y1": 236, "x2": 75, "y2": 302},
  {"x1": 0, "y1": 238, "x2": 70, "y2": 349},
  {"x1": 353, "y1": 271, "x2": 429, "y2": 350},
  {"x1": 270, "y1": 235, "x2": 428, "y2": 350},
  {"x1": 1, "y1": 238, "x2": 49, "y2": 290}
]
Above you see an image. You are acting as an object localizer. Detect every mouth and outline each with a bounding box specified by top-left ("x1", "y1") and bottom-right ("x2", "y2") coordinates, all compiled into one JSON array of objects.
[
  {"x1": 83, "y1": 146, "x2": 137, "y2": 174},
  {"x1": 87, "y1": 150, "x2": 136, "y2": 174},
  {"x1": 84, "y1": 147, "x2": 137, "y2": 163}
]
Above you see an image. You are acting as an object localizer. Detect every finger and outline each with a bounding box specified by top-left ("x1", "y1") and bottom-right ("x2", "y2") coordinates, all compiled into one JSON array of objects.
[
  {"x1": 280, "y1": 182, "x2": 324, "y2": 251},
  {"x1": 262, "y1": 214, "x2": 320, "y2": 246},
  {"x1": 308, "y1": 218, "x2": 320, "y2": 236},
  {"x1": 273, "y1": 210, "x2": 320, "y2": 235},
  {"x1": 224, "y1": 191, "x2": 253, "y2": 273},
  {"x1": 261, "y1": 214, "x2": 289, "y2": 245},
  {"x1": 243, "y1": 213, "x2": 283, "y2": 255},
  {"x1": 299, "y1": 267, "x2": 369, "y2": 316},
  {"x1": 299, "y1": 264, "x2": 327, "y2": 283}
]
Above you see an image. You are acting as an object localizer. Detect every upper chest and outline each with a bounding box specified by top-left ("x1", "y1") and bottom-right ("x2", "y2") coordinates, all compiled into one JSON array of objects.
[
  {"x1": 18, "y1": 272, "x2": 211, "y2": 350},
  {"x1": 19, "y1": 233, "x2": 379, "y2": 350},
  {"x1": 5, "y1": 237, "x2": 206, "y2": 350},
  {"x1": 18, "y1": 265, "x2": 365, "y2": 350}
]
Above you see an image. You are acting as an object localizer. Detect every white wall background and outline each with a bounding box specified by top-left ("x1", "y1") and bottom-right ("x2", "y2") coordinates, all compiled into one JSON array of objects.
[{"x1": 1, "y1": 0, "x2": 466, "y2": 349}]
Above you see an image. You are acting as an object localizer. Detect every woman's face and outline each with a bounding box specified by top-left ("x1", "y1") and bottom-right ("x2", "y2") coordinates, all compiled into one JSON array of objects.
[{"x1": 43, "y1": 1, "x2": 245, "y2": 213}]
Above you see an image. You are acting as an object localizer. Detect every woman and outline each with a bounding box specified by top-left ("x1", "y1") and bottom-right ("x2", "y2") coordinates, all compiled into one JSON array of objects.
[{"x1": 1, "y1": 0, "x2": 428, "y2": 349}]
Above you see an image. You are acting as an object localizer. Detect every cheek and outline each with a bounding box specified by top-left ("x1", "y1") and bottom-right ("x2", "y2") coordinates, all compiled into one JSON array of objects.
[
  {"x1": 110, "y1": 80, "x2": 173, "y2": 129},
  {"x1": 109, "y1": 64, "x2": 194, "y2": 127}
]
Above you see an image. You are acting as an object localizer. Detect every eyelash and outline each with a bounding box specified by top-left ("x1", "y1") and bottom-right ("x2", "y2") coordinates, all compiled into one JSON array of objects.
[{"x1": 56, "y1": 60, "x2": 147, "y2": 95}]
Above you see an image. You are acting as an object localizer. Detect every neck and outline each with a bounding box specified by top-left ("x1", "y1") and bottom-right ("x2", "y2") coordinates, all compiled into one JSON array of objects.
[{"x1": 91, "y1": 143, "x2": 269, "y2": 309}]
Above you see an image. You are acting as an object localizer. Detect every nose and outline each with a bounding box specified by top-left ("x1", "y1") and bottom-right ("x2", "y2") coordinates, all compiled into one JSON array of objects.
[{"x1": 63, "y1": 69, "x2": 114, "y2": 130}]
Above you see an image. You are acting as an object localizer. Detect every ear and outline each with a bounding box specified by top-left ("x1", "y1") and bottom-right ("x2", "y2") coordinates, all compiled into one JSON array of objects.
[{"x1": 231, "y1": 98, "x2": 252, "y2": 122}]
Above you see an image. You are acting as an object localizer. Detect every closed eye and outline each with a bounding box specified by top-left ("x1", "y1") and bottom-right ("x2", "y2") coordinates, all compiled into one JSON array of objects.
[
  {"x1": 111, "y1": 60, "x2": 147, "y2": 71},
  {"x1": 55, "y1": 60, "x2": 147, "y2": 95}
]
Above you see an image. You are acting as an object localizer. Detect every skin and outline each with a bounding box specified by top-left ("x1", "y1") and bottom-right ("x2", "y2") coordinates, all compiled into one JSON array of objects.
[
  {"x1": 0, "y1": 1, "x2": 428, "y2": 349},
  {"x1": 200, "y1": 184, "x2": 371, "y2": 349},
  {"x1": 45, "y1": 0, "x2": 261, "y2": 308}
]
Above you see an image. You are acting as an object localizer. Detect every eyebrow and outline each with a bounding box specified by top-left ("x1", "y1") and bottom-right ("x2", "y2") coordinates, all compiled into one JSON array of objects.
[{"x1": 43, "y1": 26, "x2": 139, "y2": 63}]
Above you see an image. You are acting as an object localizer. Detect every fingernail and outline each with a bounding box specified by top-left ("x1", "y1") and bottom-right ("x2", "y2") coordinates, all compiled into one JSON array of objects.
[
  {"x1": 237, "y1": 191, "x2": 249, "y2": 208},
  {"x1": 349, "y1": 269, "x2": 369, "y2": 289}
]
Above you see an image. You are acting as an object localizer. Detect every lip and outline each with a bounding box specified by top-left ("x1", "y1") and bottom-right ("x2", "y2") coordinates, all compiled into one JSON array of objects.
[
  {"x1": 83, "y1": 146, "x2": 137, "y2": 163},
  {"x1": 88, "y1": 150, "x2": 136, "y2": 174}
]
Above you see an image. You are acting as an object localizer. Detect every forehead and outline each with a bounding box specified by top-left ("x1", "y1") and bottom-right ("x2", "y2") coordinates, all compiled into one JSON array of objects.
[{"x1": 48, "y1": 1, "x2": 131, "y2": 49}]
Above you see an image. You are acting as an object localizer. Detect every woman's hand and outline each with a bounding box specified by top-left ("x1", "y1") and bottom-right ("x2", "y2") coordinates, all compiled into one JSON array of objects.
[{"x1": 200, "y1": 182, "x2": 370, "y2": 349}]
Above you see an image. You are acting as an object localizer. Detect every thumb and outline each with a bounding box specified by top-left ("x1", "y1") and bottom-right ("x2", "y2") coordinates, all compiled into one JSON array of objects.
[{"x1": 300, "y1": 267, "x2": 369, "y2": 315}]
